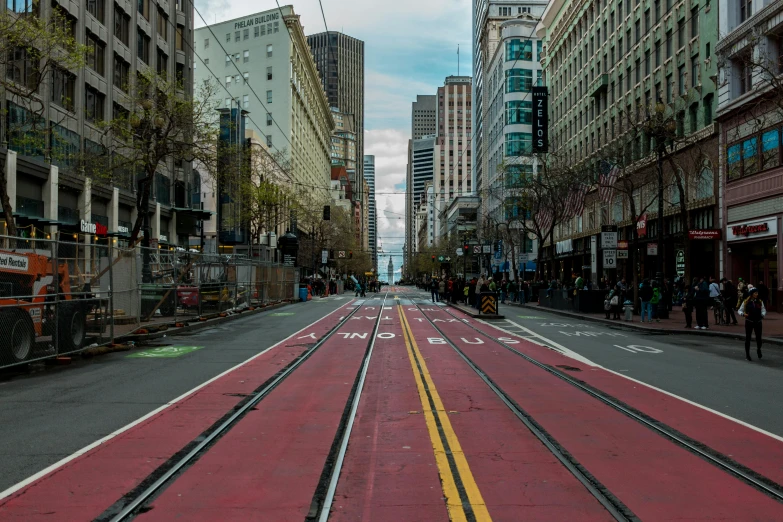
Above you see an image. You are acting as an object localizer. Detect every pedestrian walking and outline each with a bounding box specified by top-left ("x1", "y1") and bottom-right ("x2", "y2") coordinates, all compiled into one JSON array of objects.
[
  {"x1": 438, "y1": 279, "x2": 446, "y2": 302},
  {"x1": 683, "y1": 279, "x2": 697, "y2": 328},
  {"x1": 722, "y1": 278, "x2": 738, "y2": 325},
  {"x1": 609, "y1": 283, "x2": 623, "y2": 320},
  {"x1": 430, "y1": 278, "x2": 439, "y2": 302},
  {"x1": 650, "y1": 281, "x2": 662, "y2": 322},
  {"x1": 738, "y1": 287, "x2": 766, "y2": 361},
  {"x1": 639, "y1": 279, "x2": 653, "y2": 322},
  {"x1": 694, "y1": 277, "x2": 710, "y2": 329}
]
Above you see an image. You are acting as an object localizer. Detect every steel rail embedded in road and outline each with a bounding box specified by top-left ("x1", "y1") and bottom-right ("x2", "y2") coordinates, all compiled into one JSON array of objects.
[
  {"x1": 104, "y1": 296, "x2": 386, "y2": 522},
  {"x1": 428, "y1": 297, "x2": 783, "y2": 506},
  {"x1": 406, "y1": 298, "x2": 635, "y2": 522},
  {"x1": 310, "y1": 292, "x2": 390, "y2": 522}
]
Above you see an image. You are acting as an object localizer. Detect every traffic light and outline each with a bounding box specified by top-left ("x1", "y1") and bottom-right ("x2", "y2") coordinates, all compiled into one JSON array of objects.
[
  {"x1": 463, "y1": 244, "x2": 469, "y2": 252},
  {"x1": 323, "y1": 205, "x2": 331, "y2": 220},
  {"x1": 431, "y1": 255, "x2": 436, "y2": 261}
]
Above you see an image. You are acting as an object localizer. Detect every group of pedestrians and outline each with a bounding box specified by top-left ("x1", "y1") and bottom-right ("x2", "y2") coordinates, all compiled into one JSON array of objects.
[{"x1": 425, "y1": 276, "x2": 529, "y2": 307}]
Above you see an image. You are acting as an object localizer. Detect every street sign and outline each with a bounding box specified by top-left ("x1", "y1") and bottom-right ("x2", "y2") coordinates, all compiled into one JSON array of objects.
[
  {"x1": 321, "y1": 250, "x2": 328, "y2": 264},
  {"x1": 603, "y1": 249, "x2": 617, "y2": 268},
  {"x1": 601, "y1": 231, "x2": 617, "y2": 249},
  {"x1": 338, "y1": 251, "x2": 346, "y2": 258},
  {"x1": 473, "y1": 245, "x2": 482, "y2": 254},
  {"x1": 617, "y1": 249, "x2": 629, "y2": 259},
  {"x1": 676, "y1": 250, "x2": 685, "y2": 276},
  {"x1": 438, "y1": 255, "x2": 445, "y2": 262},
  {"x1": 601, "y1": 225, "x2": 618, "y2": 233},
  {"x1": 519, "y1": 253, "x2": 529, "y2": 262},
  {"x1": 457, "y1": 249, "x2": 464, "y2": 256},
  {"x1": 445, "y1": 256, "x2": 451, "y2": 262},
  {"x1": 647, "y1": 243, "x2": 658, "y2": 256},
  {"x1": 482, "y1": 245, "x2": 491, "y2": 254}
]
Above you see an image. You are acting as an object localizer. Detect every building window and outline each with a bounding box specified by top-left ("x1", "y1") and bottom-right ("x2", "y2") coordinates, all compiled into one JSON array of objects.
[
  {"x1": 254, "y1": 26, "x2": 260, "y2": 37},
  {"x1": 156, "y1": 49, "x2": 168, "y2": 76},
  {"x1": 204, "y1": 38, "x2": 209, "y2": 49},
  {"x1": 157, "y1": 9, "x2": 167, "y2": 38},
  {"x1": 85, "y1": 87, "x2": 105, "y2": 122},
  {"x1": 691, "y1": 7, "x2": 699, "y2": 38},
  {"x1": 703, "y1": 94, "x2": 714, "y2": 125},
  {"x1": 645, "y1": 50, "x2": 651, "y2": 76},
  {"x1": 762, "y1": 129, "x2": 780, "y2": 170},
  {"x1": 267, "y1": 90, "x2": 272, "y2": 103},
  {"x1": 86, "y1": 33, "x2": 105, "y2": 75},
  {"x1": 743, "y1": 137, "x2": 758, "y2": 176},
  {"x1": 243, "y1": 28, "x2": 249, "y2": 40},
  {"x1": 226, "y1": 75, "x2": 231, "y2": 87},
  {"x1": 678, "y1": 64, "x2": 686, "y2": 94},
  {"x1": 243, "y1": 50, "x2": 249, "y2": 62},
  {"x1": 266, "y1": 112, "x2": 272, "y2": 126},
  {"x1": 51, "y1": 67, "x2": 75, "y2": 111},
  {"x1": 6, "y1": 47, "x2": 39, "y2": 90},
  {"x1": 691, "y1": 55, "x2": 699, "y2": 86},
  {"x1": 266, "y1": 134, "x2": 272, "y2": 147},
  {"x1": 505, "y1": 39, "x2": 533, "y2": 61},
  {"x1": 137, "y1": 28, "x2": 150, "y2": 64},
  {"x1": 740, "y1": 0, "x2": 752, "y2": 23},
  {"x1": 666, "y1": 30, "x2": 672, "y2": 58},
  {"x1": 678, "y1": 19, "x2": 686, "y2": 49},
  {"x1": 243, "y1": 72, "x2": 249, "y2": 84},
  {"x1": 137, "y1": 0, "x2": 149, "y2": 20},
  {"x1": 505, "y1": 69, "x2": 533, "y2": 92},
  {"x1": 176, "y1": 62, "x2": 184, "y2": 86},
  {"x1": 739, "y1": 59, "x2": 752, "y2": 95},
  {"x1": 225, "y1": 32, "x2": 230, "y2": 43},
  {"x1": 666, "y1": 74, "x2": 672, "y2": 102},
  {"x1": 635, "y1": 20, "x2": 640, "y2": 42},
  {"x1": 114, "y1": 6, "x2": 130, "y2": 46},
  {"x1": 243, "y1": 94, "x2": 249, "y2": 109},
  {"x1": 113, "y1": 55, "x2": 129, "y2": 91},
  {"x1": 273, "y1": 21, "x2": 279, "y2": 33},
  {"x1": 267, "y1": 44, "x2": 273, "y2": 57},
  {"x1": 86, "y1": 0, "x2": 105, "y2": 22},
  {"x1": 176, "y1": 24, "x2": 184, "y2": 51},
  {"x1": 505, "y1": 132, "x2": 532, "y2": 156},
  {"x1": 689, "y1": 102, "x2": 698, "y2": 133},
  {"x1": 267, "y1": 66, "x2": 272, "y2": 80},
  {"x1": 505, "y1": 100, "x2": 532, "y2": 124},
  {"x1": 235, "y1": 30, "x2": 240, "y2": 42}
]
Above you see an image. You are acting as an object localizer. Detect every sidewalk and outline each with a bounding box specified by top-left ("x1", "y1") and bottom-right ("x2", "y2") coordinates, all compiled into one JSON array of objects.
[{"x1": 501, "y1": 301, "x2": 783, "y2": 345}]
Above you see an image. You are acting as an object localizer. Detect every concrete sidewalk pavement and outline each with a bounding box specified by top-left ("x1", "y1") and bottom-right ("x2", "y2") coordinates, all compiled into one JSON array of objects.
[{"x1": 501, "y1": 300, "x2": 783, "y2": 344}]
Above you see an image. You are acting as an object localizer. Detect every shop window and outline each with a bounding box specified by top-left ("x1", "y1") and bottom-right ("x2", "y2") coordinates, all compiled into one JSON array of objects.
[
  {"x1": 743, "y1": 137, "x2": 758, "y2": 176},
  {"x1": 761, "y1": 129, "x2": 780, "y2": 170},
  {"x1": 727, "y1": 143, "x2": 742, "y2": 180}
]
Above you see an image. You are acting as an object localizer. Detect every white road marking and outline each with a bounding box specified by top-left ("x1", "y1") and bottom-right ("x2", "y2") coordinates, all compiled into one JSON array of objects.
[
  {"x1": 478, "y1": 318, "x2": 783, "y2": 443},
  {"x1": 482, "y1": 319, "x2": 599, "y2": 367},
  {"x1": 0, "y1": 300, "x2": 356, "y2": 501}
]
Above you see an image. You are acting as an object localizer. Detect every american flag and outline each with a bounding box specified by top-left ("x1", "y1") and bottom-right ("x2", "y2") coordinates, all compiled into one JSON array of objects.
[
  {"x1": 599, "y1": 160, "x2": 620, "y2": 204},
  {"x1": 572, "y1": 183, "x2": 589, "y2": 217},
  {"x1": 536, "y1": 207, "x2": 553, "y2": 233}
]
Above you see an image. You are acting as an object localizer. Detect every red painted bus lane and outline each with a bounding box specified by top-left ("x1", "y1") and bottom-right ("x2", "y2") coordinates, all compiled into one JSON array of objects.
[
  {"x1": 0, "y1": 301, "x2": 356, "y2": 522},
  {"x1": 134, "y1": 305, "x2": 387, "y2": 521},
  {"x1": 460, "y1": 309, "x2": 783, "y2": 487},
  {"x1": 329, "y1": 305, "x2": 449, "y2": 522},
  {"x1": 417, "y1": 305, "x2": 783, "y2": 519},
  {"x1": 401, "y1": 307, "x2": 615, "y2": 521}
]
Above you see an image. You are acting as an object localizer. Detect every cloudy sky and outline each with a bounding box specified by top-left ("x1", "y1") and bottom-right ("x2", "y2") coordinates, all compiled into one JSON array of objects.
[{"x1": 197, "y1": 0, "x2": 472, "y2": 278}]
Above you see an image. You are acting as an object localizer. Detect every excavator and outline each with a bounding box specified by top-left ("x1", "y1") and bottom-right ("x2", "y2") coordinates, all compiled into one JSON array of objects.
[{"x1": 0, "y1": 249, "x2": 97, "y2": 364}]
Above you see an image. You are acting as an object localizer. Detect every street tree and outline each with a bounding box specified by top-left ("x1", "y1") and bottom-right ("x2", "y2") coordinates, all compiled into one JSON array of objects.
[{"x1": 0, "y1": 5, "x2": 87, "y2": 235}]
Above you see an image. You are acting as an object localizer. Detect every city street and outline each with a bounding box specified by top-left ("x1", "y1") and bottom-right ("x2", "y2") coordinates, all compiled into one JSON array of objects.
[{"x1": 1, "y1": 287, "x2": 781, "y2": 521}]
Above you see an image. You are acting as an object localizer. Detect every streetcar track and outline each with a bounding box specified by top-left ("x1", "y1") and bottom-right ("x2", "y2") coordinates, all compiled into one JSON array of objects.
[
  {"x1": 406, "y1": 298, "x2": 635, "y2": 522},
  {"x1": 308, "y1": 292, "x2": 390, "y2": 521},
  {"x1": 95, "y1": 296, "x2": 387, "y2": 522},
  {"x1": 412, "y1": 295, "x2": 783, "y2": 506}
]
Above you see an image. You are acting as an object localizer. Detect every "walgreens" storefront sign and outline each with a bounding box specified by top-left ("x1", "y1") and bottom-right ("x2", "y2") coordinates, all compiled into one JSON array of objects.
[{"x1": 727, "y1": 218, "x2": 777, "y2": 241}]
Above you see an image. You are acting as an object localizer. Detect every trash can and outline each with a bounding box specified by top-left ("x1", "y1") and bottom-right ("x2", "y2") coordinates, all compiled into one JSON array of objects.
[
  {"x1": 623, "y1": 300, "x2": 634, "y2": 321},
  {"x1": 299, "y1": 287, "x2": 308, "y2": 302}
]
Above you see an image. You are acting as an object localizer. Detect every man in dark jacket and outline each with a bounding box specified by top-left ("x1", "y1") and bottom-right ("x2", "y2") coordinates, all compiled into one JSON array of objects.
[
  {"x1": 722, "y1": 278, "x2": 738, "y2": 325},
  {"x1": 430, "y1": 278, "x2": 439, "y2": 302},
  {"x1": 694, "y1": 277, "x2": 710, "y2": 329}
]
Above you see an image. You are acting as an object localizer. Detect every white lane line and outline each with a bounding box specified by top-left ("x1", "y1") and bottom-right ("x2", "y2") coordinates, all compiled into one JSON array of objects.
[
  {"x1": 482, "y1": 319, "x2": 599, "y2": 367},
  {"x1": 0, "y1": 300, "x2": 356, "y2": 502},
  {"x1": 478, "y1": 318, "x2": 783, "y2": 443}
]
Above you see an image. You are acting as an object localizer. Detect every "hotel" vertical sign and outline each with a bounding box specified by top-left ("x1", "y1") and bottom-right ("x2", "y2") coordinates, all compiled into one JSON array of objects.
[{"x1": 532, "y1": 86, "x2": 549, "y2": 153}]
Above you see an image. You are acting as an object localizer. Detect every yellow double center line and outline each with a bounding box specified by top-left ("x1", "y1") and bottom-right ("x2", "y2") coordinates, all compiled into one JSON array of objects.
[{"x1": 398, "y1": 306, "x2": 492, "y2": 522}]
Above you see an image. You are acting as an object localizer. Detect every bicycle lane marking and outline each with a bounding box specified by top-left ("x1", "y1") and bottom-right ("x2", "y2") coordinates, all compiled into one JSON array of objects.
[{"x1": 398, "y1": 306, "x2": 491, "y2": 522}]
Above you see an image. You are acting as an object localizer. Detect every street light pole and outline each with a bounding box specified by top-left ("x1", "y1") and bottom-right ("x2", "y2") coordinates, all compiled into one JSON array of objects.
[{"x1": 656, "y1": 143, "x2": 667, "y2": 319}]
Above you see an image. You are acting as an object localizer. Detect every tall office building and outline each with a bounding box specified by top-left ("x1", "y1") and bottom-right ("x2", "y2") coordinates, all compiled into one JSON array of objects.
[
  {"x1": 308, "y1": 32, "x2": 365, "y2": 201},
  {"x1": 412, "y1": 95, "x2": 437, "y2": 139},
  {"x1": 195, "y1": 7, "x2": 334, "y2": 197},
  {"x1": 363, "y1": 155, "x2": 377, "y2": 270},
  {"x1": 1, "y1": 0, "x2": 200, "y2": 249},
  {"x1": 472, "y1": 0, "x2": 544, "y2": 202}
]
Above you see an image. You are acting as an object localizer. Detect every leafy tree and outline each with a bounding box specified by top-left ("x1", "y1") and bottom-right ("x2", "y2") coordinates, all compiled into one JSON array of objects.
[{"x1": 0, "y1": 5, "x2": 87, "y2": 235}]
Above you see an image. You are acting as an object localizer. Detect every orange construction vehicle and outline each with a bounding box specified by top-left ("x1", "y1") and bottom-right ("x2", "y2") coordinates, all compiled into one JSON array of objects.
[{"x1": 0, "y1": 249, "x2": 97, "y2": 364}]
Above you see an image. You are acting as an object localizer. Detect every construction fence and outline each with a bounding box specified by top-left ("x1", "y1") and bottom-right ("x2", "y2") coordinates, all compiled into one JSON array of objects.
[{"x1": 0, "y1": 234, "x2": 296, "y2": 370}]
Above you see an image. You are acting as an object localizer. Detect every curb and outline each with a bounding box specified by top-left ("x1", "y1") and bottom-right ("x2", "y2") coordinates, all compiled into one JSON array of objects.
[
  {"x1": 114, "y1": 300, "x2": 297, "y2": 343},
  {"x1": 503, "y1": 302, "x2": 783, "y2": 345}
]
